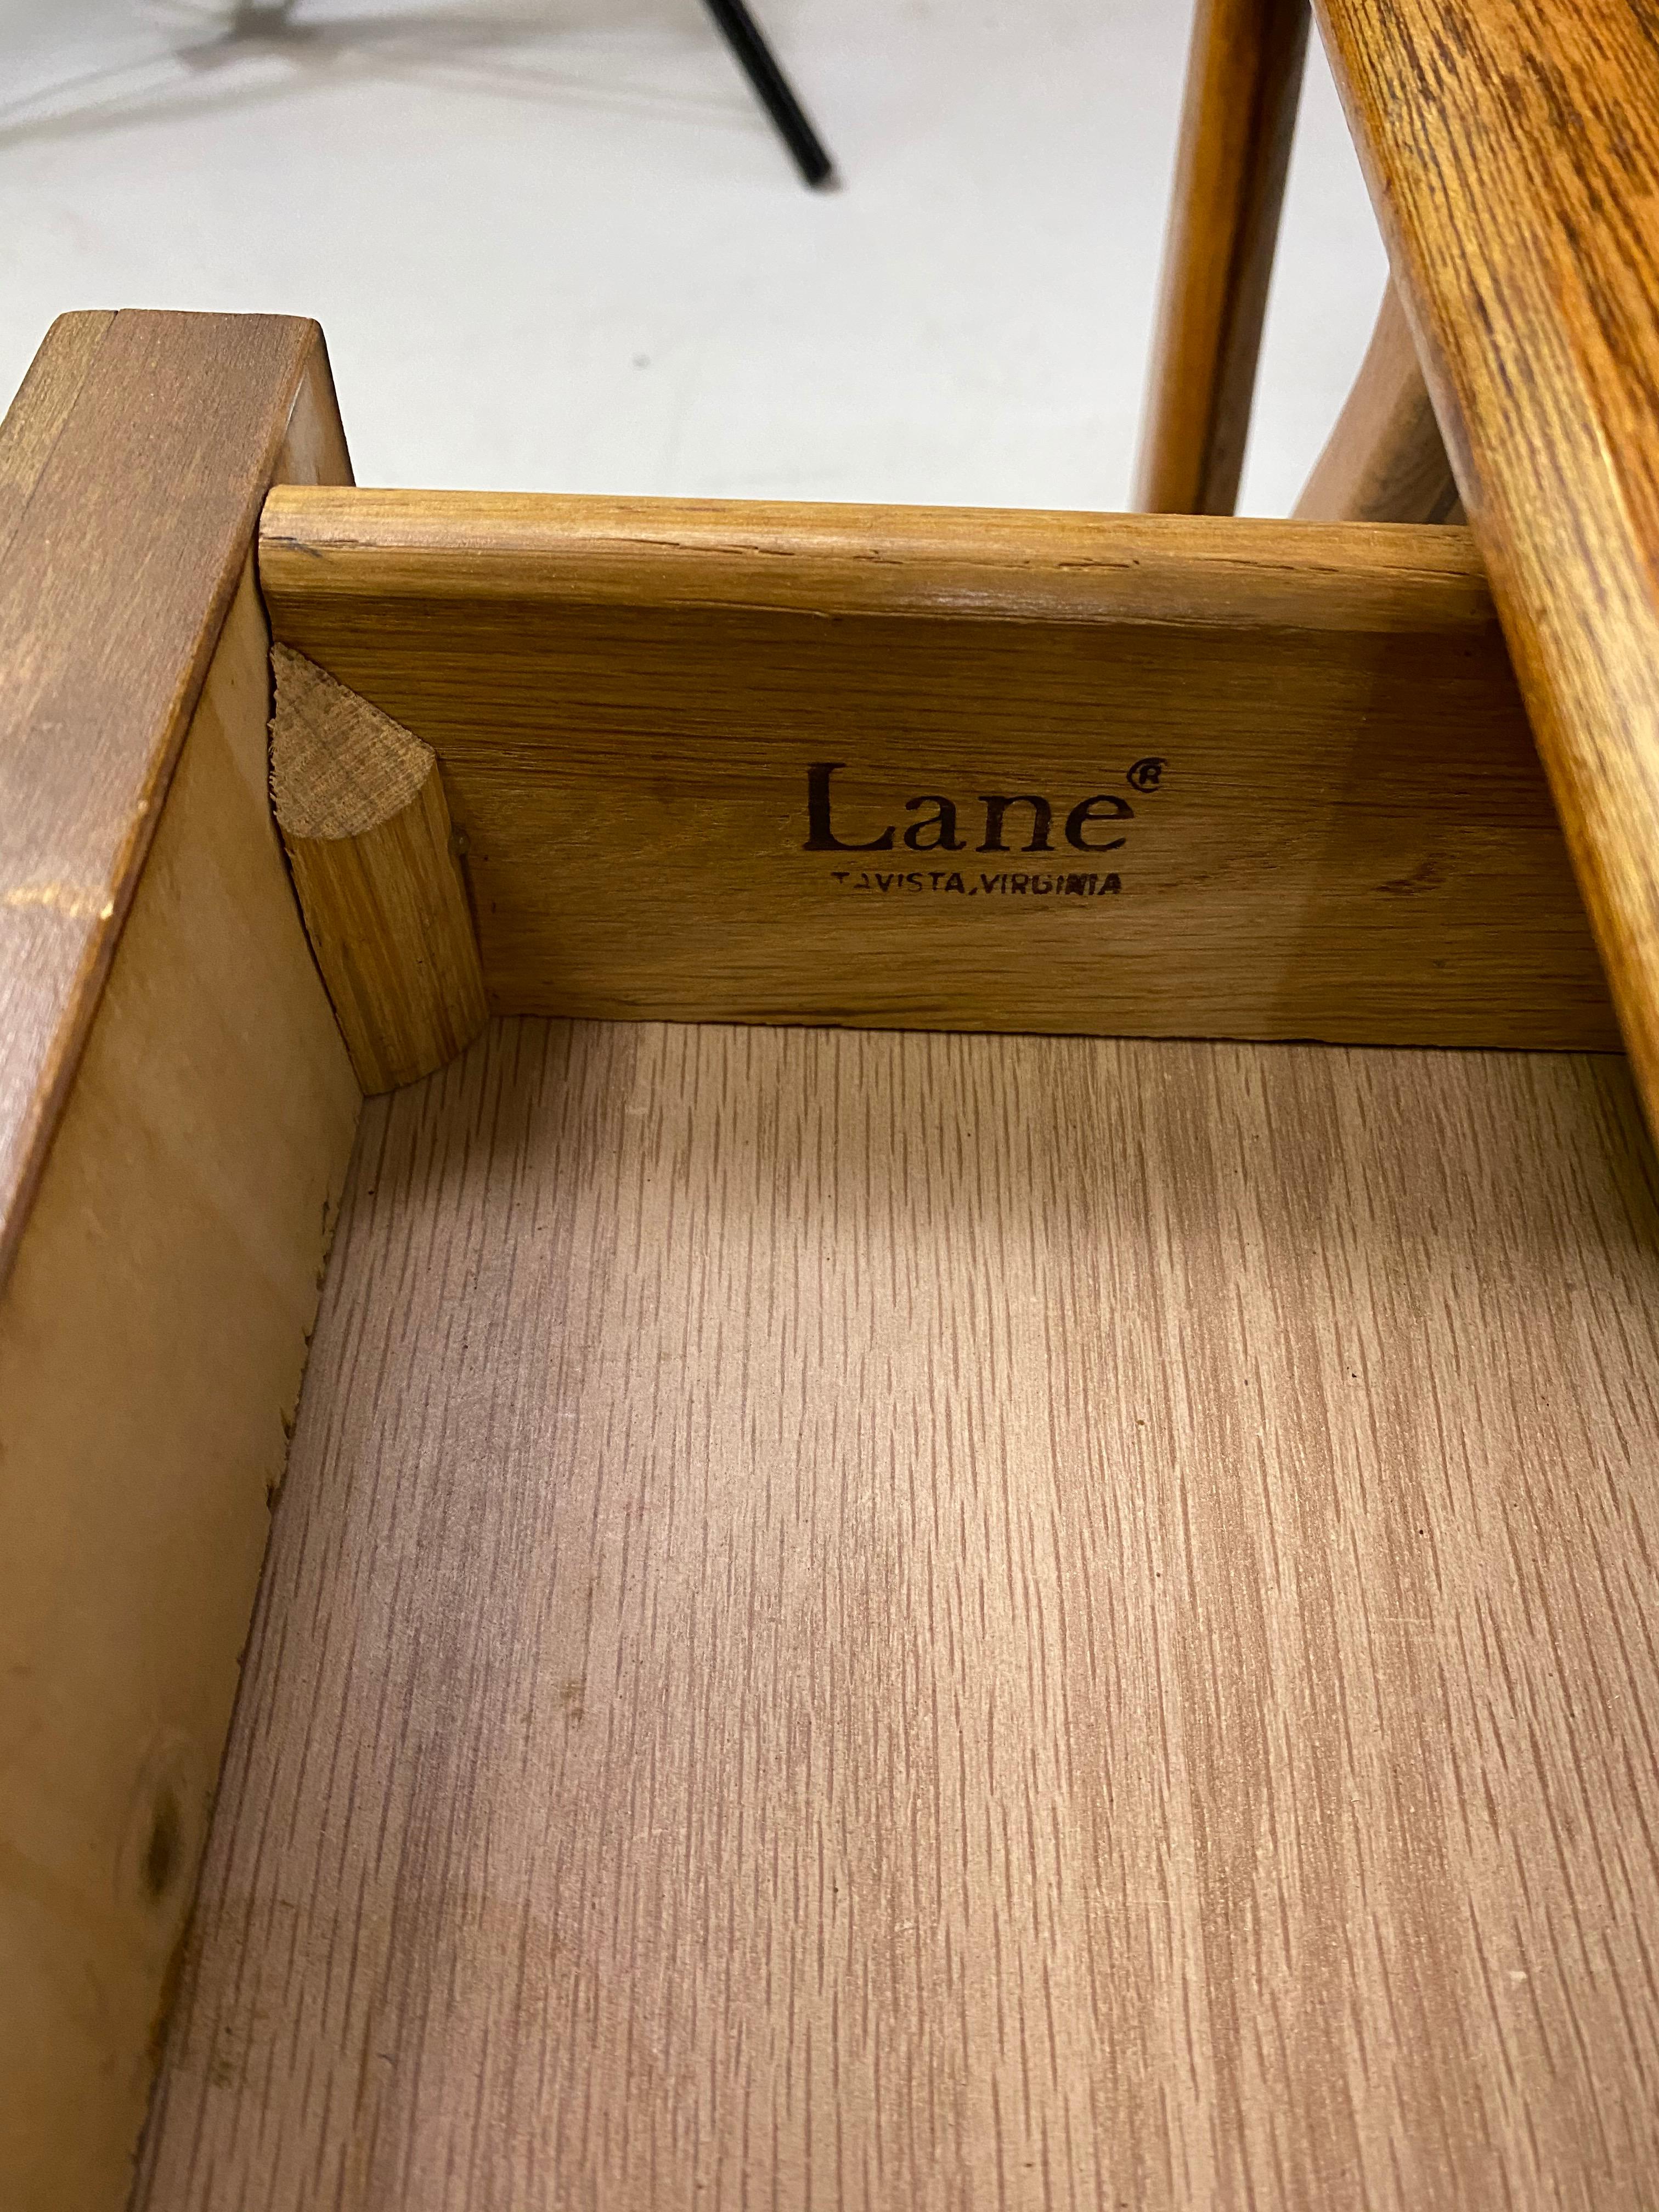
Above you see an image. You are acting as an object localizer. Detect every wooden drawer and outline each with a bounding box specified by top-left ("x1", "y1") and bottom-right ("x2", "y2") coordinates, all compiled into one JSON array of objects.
[{"x1": 2, "y1": 313, "x2": 1654, "y2": 2212}]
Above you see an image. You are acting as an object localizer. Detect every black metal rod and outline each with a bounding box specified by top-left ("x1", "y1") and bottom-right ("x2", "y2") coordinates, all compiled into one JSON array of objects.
[{"x1": 700, "y1": 0, "x2": 837, "y2": 189}]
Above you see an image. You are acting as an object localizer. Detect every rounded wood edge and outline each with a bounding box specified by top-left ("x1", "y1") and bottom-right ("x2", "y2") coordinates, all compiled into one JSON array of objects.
[{"x1": 271, "y1": 650, "x2": 487, "y2": 1093}]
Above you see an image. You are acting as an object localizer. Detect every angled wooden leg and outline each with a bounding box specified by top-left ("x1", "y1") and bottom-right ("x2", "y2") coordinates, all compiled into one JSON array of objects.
[
  {"x1": 1295, "y1": 275, "x2": 1462, "y2": 521},
  {"x1": 1135, "y1": 0, "x2": 1311, "y2": 515}
]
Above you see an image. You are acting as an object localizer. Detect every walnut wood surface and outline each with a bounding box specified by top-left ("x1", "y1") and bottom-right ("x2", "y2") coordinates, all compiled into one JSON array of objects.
[
  {"x1": 261, "y1": 488, "x2": 1613, "y2": 1052},
  {"x1": 1295, "y1": 279, "x2": 1462, "y2": 524},
  {"x1": 1315, "y1": 0, "x2": 1659, "y2": 1133},
  {"x1": 142, "y1": 1018, "x2": 1659, "y2": 2210},
  {"x1": 272, "y1": 647, "x2": 487, "y2": 1092},
  {"x1": 0, "y1": 565, "x2": 360, "y2": 2212},
  {"x1": 0, "y1": 310, "x2": 351, "y2": 1293},
  {"x1": 1136, "y1": 0, "x2": 1310, "y2": 514}
]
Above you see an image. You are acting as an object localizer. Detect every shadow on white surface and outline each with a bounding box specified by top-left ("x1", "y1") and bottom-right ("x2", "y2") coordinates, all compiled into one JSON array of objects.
[
  {"x1": 0, "y1": 1, "x2": 766, "y2": 148},
  {"x1": 0, "y1": 2, "x2": 1382, "y2": 515}
]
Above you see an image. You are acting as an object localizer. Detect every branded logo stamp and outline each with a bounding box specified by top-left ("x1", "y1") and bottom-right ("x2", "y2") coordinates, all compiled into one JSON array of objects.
[{"x1": 801, "y1": 760, "x2": 1165, "y2": 901}]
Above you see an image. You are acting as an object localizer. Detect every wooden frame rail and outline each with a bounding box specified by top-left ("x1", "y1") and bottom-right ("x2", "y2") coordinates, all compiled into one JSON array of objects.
[
  {"x1": 261, "y1": 486, "x2": 1610, "y2": 1057},
  {"x1": 0, "y1": 313, "x2": 350, "y2": 1289},
  {"x1": 0, "y1": 317, "x2": 362, "y2": 2212}
]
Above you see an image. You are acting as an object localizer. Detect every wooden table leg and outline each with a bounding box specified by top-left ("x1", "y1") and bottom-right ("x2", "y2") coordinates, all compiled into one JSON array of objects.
[
  {"x1": 1135, "y1": 0, "x2": 1310, "y2": 515},
  {"x1": 1294, "y1": 275, "x2": 1461, "y2": 521}
]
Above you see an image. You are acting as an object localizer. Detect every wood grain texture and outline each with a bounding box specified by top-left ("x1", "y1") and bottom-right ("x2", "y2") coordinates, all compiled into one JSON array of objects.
[
  {"x1": 272, "y1": 647, "x2": 487, "y2": 1092},
  {"x1": 0, "y1": 313, "x2": 112, "y2": 562},
  {"x1": 1135, "y1": 0, "x2": 1310, "y2": 514},
  {"x1": 261, "y1": 488, "x2": 1614, "y2": 1051},
  {"x1": 139, "y1": 1017, "x2": 1659, "y2": 2209},
  {"x1": 1315, "y1": 0, "x2": 1659, "y2": 1135},
  {"x1": 1295, "y1": 279, "x2": 1462, "y2": 523},
  {"x1": 0, "y1": 308, "x2": 352, "y2": 1294},
  {"x1": 0, "y1": 562, "x2": 360, "y2": 2212}
]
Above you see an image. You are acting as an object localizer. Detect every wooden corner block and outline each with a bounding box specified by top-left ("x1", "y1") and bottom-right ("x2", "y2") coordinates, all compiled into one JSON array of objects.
[{"x1": 270, "y1": 645, "x2": 487, "y2": 1092}]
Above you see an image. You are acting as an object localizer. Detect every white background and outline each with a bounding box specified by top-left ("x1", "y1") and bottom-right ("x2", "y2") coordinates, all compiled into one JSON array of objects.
[{"x1": 0, "y1": 0, "x2": 1386, "y2": 511}]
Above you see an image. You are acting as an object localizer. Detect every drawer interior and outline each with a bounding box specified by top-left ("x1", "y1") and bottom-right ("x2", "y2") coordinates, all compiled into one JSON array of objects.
[
  {"x1": 133, "y1": 1015, "x2": 1659, "y2": 2209},
  {"x1": 6, "y1": 315, "x2": 1657, "y2": 2212}
]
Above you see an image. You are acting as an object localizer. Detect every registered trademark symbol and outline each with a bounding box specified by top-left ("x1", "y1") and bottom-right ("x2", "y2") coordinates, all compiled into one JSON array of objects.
[{"x1": 1127, "y1": 757, "x2": 1166, "y2": 794}]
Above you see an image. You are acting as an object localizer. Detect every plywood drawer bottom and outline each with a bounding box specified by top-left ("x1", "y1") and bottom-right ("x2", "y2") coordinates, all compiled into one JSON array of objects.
[{"x1": 135, "y1": 1018, "x2": 1659, "y2": 2211}]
